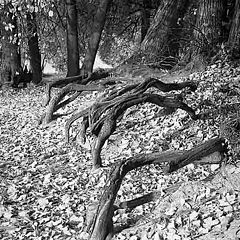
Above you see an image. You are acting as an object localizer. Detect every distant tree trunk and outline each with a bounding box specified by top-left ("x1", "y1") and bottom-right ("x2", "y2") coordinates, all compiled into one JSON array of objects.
[
  {"x1": 82, "y1": 0, "x2": 112, "y2": 74},
  {"x1": 182, "y1": 0, "x2": 226, "y2": 70},
  {"x1": 194, "y1": 0, "x2": 226, "y2": 55},
  {"x1": 140, "y1": 0, "x2": 151, "y2": 42},
  {"x1": 0, "y1": 5, "x2": 22, "y2": 86},
  {"x1": 141, "y1": 0, "x2": 189, "y2": 61},
  {"x1": 228, "y1": 0, "x2": 240, "y2": 53},
  {"x1": 27, "y1": 3, "x2": 42, "y2": 84},
  {"x1": 66, "y1": 0, "x2": 80, "y2": 77}
]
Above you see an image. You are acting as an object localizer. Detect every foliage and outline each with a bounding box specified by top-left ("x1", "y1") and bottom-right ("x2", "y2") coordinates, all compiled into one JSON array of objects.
[
  {"x1": 1, "y1": 0, "x2": 239, "y2": 71},
  {"x1": 0, "y1": 0, "x2": 63, "y2": 71}
]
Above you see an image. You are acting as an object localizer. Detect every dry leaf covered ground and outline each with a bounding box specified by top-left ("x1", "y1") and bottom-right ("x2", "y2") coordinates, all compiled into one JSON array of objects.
[{"x1": 0, "y1": 61, "x2": 240, "y2": 240}]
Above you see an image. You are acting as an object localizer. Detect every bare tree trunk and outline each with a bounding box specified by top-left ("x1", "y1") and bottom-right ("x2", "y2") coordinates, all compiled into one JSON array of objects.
[
  {"x1": 194, "y1": 0, "x2": 226, "y2": 54},
  {"x1": 82, "y1": 0, "x2": 112, "y2": 74},
  {"x1": 27, "y1": 1, "x2": 42, "y2": 84},
  {"x1": 141, "y1": 0, "x2": 189, "y2": 60},
  {"x1": 182, "y1": 0, "x2": 226, "y2": 71},
  {"x1": 228, "y1": 0, "x2": 240, "y2": 52},
  {"x1": 140, "y1": 0, "x2": 151, "y2": 42},
  {"x1": 66, "y1": 0, "x2": 80, "y2": 77},
  {"x1": 0, "y1": 4, "x2": 22, "y2": 86}
]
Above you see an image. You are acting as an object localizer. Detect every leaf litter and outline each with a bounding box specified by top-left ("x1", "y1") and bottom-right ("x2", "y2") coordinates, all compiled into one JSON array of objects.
[{"x1": 0, "y1": 61, "x2": 240, "y2": 239}]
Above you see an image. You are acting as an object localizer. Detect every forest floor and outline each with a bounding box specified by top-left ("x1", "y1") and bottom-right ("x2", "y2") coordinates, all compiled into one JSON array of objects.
[{"x1": 1, "y1": 61, "x2": 240, "y2": 240}]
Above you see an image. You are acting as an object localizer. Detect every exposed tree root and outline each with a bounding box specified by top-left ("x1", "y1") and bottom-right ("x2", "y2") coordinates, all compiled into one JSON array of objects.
[
  {"x1": 41, "y1": 84, "x2": 103, "y2": 125},
  {"x1": 40, "y1": 69, "x2": 110, "y2": 125},
  {"x1": 44, "y1": 69, "x2": 110, "y2": 106},
  {"x1": 88, "y1": 138, "x2": 227, "y2": 240},
  {"x1": 91, "y1": 93, "x2": 198, "y2": 168},
  {"x1": 65, "y1": 77, "x2": 198, "y2": 168},
  {"x1": 65, "y1": 109, "x2": 90, "y2": 142},
  {"x1": 44, "y1": 73, "x2": 88, "y2": 106}
]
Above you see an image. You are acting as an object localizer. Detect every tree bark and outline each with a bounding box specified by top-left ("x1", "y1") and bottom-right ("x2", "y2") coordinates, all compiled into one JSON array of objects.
[
  {"x1": 82, "y1": 0, "x2": 112, "y2": 73},
  {"x1": 141, "y1": 0, "x2": 189, "y2": 61},
  {"x1": 88, "y1": 138, "x2": 227, "y2": 240},
  {"x1": 66, "y1": 0, "x2": 80, "y2": 77},
  {"x1": 41, "y1": 69, "x2": 110, "y2": 125},
  {"x1": 140, "y1": 0, "x2": 151, "y2": 42},
  {"x1": 194, "y1": 0, "x2": 226, "y2": 54},
  {"x1": 27, "y1": 2, "x2": 42, "y2": 84},
  {"x1": 228, "y1": 0, "x2": 240, "y2": 52},
  {"x1": 0, "y1": 4, "x2": 22, "y2": 86},
  {"x1": 65, "y1": 78, "x2": 198, "y2": 169},
  {"x1": 91, "y1": 93, "x2": 197, "y2": 169}
]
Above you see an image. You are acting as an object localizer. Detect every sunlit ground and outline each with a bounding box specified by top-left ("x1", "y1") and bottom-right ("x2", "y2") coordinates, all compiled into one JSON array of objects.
[{"x1": 43, "y1": 54, "x2": 112, "y2": 74}]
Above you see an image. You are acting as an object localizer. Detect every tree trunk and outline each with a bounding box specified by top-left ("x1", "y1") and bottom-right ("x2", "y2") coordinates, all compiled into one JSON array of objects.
[
  {"x1": 0, "y1": 5, "x2": 22, "y2": 86},
  {"x1": 141, "y1": 0, "x2": 189, "y2": 61},
  {"x1": 228, "y1": 0, "x2": 240, "y2": 53},
  {"x1": 82, "y1": 0, "x2": 112, "y2": 74},
  {"x1": 66, "y1": 0, "x2": 80, "y2": 77},
  {"x1": 27, "y1": 3, "x2": 42, "y2": 84},
  {"x1": 140, "y1": 0, "x2": 151, "y2": 42},
  {"x1": 194, "y1": 0, "x2": 226, "y2": 55}
]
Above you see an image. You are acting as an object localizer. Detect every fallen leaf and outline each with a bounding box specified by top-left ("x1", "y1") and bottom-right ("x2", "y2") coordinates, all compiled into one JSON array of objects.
[{"x1": 37, "y1": 197, "x2": 49, "y2": 209}]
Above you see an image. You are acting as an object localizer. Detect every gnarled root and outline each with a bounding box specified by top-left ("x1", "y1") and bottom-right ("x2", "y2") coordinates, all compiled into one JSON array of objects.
[
  {"x1": 92, "y1": 116, "x2": 117, "y2": 169},
  {"x1": 65, "y1": 108, "x2": 89, "y2": 142},
  {"x1": 91, "y1": 93, "x2": 197, "y2": 168}
]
